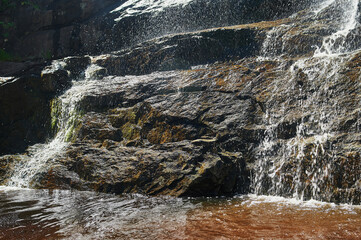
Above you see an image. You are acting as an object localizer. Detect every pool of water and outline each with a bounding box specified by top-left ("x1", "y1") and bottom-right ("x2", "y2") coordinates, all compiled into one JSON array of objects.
[{"x1": 0, "y1": 187, "x2": 360, "y2": 239}]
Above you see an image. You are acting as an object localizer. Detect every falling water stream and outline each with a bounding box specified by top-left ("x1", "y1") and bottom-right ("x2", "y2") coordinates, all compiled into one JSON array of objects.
[
  {"x1": 6, "y1": 60, "x2": 183, "y2": 189},
  {"x1": 253, "y1": 0, "x2": 361, "y2": 201},
  {"x1": 1, "y1": 0, "x2": 361, "y2": 239},
  {"x1": 6, "y1": 60, "x2": 97, "y2": 188}
]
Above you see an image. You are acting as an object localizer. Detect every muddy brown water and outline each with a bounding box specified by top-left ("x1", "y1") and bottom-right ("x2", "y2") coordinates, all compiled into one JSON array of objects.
[{"x1": 0, "y1": 187, "x2": 360, "y2": 240}]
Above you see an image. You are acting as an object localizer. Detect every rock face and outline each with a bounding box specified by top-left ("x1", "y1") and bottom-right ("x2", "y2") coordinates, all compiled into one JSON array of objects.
[
  {"x1": 0, "y1": 57, "x2": 90, "y2": 154},
  {"x1": 0, "y1": 1, "x2": 360, "y2": 204},
  {"x1": 0, "y1": 0, "x2": 313, "y2": 60},
  {"x1": 0, "y1": 0, "x2": 120, "y2": 60},
  {"x1": 0, "y1": 64, "x2": 51, "y2": 155}
]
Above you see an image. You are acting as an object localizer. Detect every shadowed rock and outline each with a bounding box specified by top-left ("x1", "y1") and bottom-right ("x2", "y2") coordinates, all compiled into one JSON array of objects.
[{"x1": 0, "y1": 0, "x2": 314, "y2": 60}]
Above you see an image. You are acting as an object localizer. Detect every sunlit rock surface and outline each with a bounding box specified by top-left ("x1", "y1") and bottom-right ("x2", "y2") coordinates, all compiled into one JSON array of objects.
[{"x1": 0, "y1": 1, "x2": 360, "y2": 203}]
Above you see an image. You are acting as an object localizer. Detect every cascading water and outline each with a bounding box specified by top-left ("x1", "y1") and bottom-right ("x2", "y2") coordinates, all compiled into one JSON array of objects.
[
  {"x1": 252, "y1": 0, "x2": 361, "y2": 202},
  {"x1": 6, "y1": 60, "x2": 108, "y2": 188},
  {"x1": 0, "y1": 0, "x2": 360, "y2": 238},
  {"x1": 2, "y1": 0, "x2": 358, "y2": 202},
  {"x1": 4, "y1": 58, "x2": 184, "y2": 188},
  {"x1": 314, "y1": 0, "x2": 360, "y2": 57}
]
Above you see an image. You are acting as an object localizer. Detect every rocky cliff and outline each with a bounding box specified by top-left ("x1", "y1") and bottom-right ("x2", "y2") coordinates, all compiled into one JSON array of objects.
[
  {"x1": 0, "y1": 0, "x2": 360, "y2": 204},
  {"x1": 0, "y1": 0, "x2": 313, "y2": 61}
]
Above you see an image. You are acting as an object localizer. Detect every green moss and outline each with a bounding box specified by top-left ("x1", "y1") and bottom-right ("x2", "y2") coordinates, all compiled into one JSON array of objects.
[
  {"x1": 0, "y1": 49, "x2": 13, "y2": 61},
  {"x1": 20, "y1": 1, "x2": 40, "y2": 10},
  {"x1": 128, "y1": 111, "x2": 137, "y2": 123},
  {"x1": 64, "y1": 111, "x2": 85, "y2": 143},
  {"x1": 50, "y1": 98, "x2": 85, "y2": 142},
  {"x1": 50, "y1": 98, "x2": 62, "y2": 133},
  {"x1": 109, "y1": 108, "x2": 138, "y2": 128},
  {"x1": 121, "y1": 122, "x2": 140, "y2": 140},
  {"x1": 65, "y1": 120, "x2": 82, "y2": 142},
  {"x1": 0, "y1": 0, "x2": 39, "y2": 11}
]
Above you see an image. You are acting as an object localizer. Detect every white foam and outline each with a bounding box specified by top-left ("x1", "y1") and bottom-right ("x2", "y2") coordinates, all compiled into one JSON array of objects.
[
  {"x1": 0, "y1": 76, "x2": 15, "y2": 85},
  {"x1": 0, "y1": 186, "x2": 32, "y2": 191},
  {"x1": 252, "y1": 0, "x2": 360, "y2": 203},
  {"x1": 241, "y1": 194, "x2": 361, "y2": 210},
  {"x1": 111, "y1": 0, "x2": 193, "y2": 21},
  {"x1": 313, "y1": 0, "x2": 335, "y2": 14},
  {"x1": 314, "y1": 0, "x2": 360, "y2": 56}
]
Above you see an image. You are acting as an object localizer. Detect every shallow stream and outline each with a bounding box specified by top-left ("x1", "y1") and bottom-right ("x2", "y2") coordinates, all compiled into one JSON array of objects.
[{"x1": 1, "y1": 187, "x2": 360, "y2": 239}]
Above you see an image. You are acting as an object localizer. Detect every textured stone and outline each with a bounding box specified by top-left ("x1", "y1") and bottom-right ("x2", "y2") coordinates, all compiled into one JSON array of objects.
[
  {"x1": 0, "y1": 0, "x2": 314, "y2": 60},
  {"x1": 0, "y1": 56, "x2": 90, "y2": 154},
  {"x1": 0, "y1": 2, "x2": 359, "y2": 203}
]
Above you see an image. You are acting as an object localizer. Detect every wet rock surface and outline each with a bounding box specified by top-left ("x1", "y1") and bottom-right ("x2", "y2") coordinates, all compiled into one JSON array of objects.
[
  {"x1": 33, "y1": 65, "x2": 262, "y2": 196},
  {"x1": 0, "y1": 56, "x2": 90, "y2": 155},
  {"x1": 0, "y1": 155, "x2": 22, "y2": 184},
  {"x1": 0, "y1": 2, "x2": 360, "y2": 203},
  {"x1": 0, "y1": 0, "x2": 314, "y2": 60},
  {"x1": 43, "y1": 141, "x2": 246, "y2": 197},
  {"x1": 0, "y1": 64, "x2": 51, "y2": 155},
  {"x1": 21, "y1": 51, "x2": 360, "y2": 201}
]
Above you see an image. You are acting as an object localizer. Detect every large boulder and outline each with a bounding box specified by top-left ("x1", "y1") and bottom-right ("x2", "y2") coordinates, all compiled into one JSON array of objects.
[
  {"x1": 38, "y1": 140, "x2": 246, "y2": 197},
  {"x1": 31, "y1": 21, "x2": 360, "y2": 202}
]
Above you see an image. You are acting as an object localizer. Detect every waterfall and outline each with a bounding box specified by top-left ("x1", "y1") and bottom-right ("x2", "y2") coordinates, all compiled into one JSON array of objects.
[
  {"x1": 314, "y1": 0, "x2": 359, "y2": 56},
  {"x1": 4, "y1": 58, "x2": 175, "y2": 188},
  {"x1": 252, "y1": 0, "x2": 360, "y2": 201},
  {"x1": 1, "y1": 0, "x2": 359, "y2": 204},
  {"x1": 6, "y1": 61, "x2": 102, "y2": 188}
]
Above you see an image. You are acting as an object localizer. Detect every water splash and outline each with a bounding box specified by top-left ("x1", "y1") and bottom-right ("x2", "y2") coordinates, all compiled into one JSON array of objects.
[
  {"x1": 312, "y1": 0, "x2": 335, "y2": 14},
  {"x1": 6, "y1": 61, "x2": 103, "y2": 188},
  {"x1": 252, "y1": 0, "x2": 360, "y2": 202},
  {"x1": 5, "y1": 61, "x2": 185, "y2": 188},
  {"x1": 111, "y1": 0, "x2": 193, "y2": 21},
  {"x1": 314, "y1": 0, "x2": 360, "y2": 56}
]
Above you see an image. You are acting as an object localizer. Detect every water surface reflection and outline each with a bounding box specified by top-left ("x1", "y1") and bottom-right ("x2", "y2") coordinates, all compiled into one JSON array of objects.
[{"x1": 0, "y1": 187, "x2": 360, "y2": 239}]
